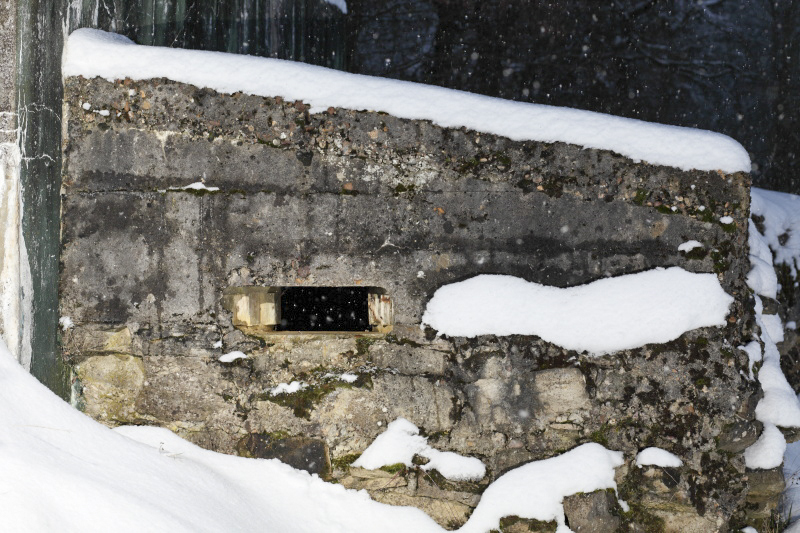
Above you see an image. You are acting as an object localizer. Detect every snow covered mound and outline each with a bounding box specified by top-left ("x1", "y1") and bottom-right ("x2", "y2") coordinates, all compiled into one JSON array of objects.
[
  {"x1": 746, "y1": 422, "x2": 787, "y2": 470},
  {"x1": 459, "y1": 443, "x2": 624, "y2": 533},
  {"x1": 422, "y1": 267, "x2": 733, "y2": 355},
  {"x1": 63, "y1": 28, "x2": 750, "y2": 173},
  {"x1": 354, "y1": 418, "x2": 486, "y2": 482}
]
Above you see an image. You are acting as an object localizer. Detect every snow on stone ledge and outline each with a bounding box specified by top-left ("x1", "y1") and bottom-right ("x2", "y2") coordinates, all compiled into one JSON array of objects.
[
  {"x1": 635, "y1": 447, "x2": 683, "y2": 468},
  {"x1": 747, "y1": 219, "x2": 779, "y2": 299},
  {"x1": 422, "y1": 267, "x2": 733, "y2": 356},
  {"x1": 218, "y1": 350, "x2": 246, "y2": 363},
  {"x1": 678, "y1": 240, "x2": 703, "y2": 253},
  {"x1": 746, "y1": 423, "x2": 787, "y2": 470},
  {"x1": 459, "y1": 443, "x2": 624, "y2": 533},
  {"x1": 63, "y1": 28, "x2": 750, "y2": 173},
  {"x1": 353, "y1": 418, "x2": 486, "y2": 482}
]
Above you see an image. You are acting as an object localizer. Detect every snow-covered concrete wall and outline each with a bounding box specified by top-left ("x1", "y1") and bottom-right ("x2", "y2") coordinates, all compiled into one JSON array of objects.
[{"x1": 60, "y1": 74, "x2": 763, "y2": 531}]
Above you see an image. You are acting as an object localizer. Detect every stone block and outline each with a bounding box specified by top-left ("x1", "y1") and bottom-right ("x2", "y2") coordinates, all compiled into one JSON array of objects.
[
  {"x1": 254, "y1": 334, "x2": 365, "y2": 373},
  {"x1": 371, "y1": 492, "x2": 472, "y2": 529},
  {"x1": 222, "y1": 286, "x2": 279, "y2": 330},
  {"x1": 74, "y1": 353, "x2": 144, "y2": 423},
  {"x1": 563, "y1": 489, "x2": 621, "y2": 533},
  {"x1": 371, "y1": 374, "x2": 456, "y2": 433},
  {"x1": 650, "y1": 507, "x2": 721, "y2": 533},
  {"x1": 237, "y1": 433, "x2": 330, "y2": 477},
  {"x1": 498, "y1": 516, "x2": 557, "y2": 533},
  {"x1": 718, "y1": 419, "x2": 762, "y2": 453},
  {"x1": 370, "y1": 341, "x2": 448, "y2": 376},
  {"x1": 746, "y1": 467, "x2": 785, "y2": 500},
  {"x1": 340, "y1": 467, "x2": 407, "y2": 490},
  {"x1": 531, "y1": 367, "x2": 591, "y2": 420},
  {"x1": 367, "y1": 291, "x2": 393, "y2": 333},
  {"x1": 68, "y1": 325, "x2": 133, "y2": 356}
]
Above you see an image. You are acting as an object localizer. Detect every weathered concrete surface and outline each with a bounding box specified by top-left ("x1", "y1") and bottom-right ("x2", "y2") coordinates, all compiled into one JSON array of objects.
[
  {"x1": 0, "y1": 0, "x2": 16, "y2": 144},
  {"x1": 61, "y1": 75, "x2": 759, "y2": 531}
]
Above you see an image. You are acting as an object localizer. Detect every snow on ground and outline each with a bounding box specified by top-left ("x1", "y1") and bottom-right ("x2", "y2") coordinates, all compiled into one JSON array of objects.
[
  {"x1": 0, "y1": 338, "x2": 442, "y2": 533},
  {"x1": 422, "y1": 267, "x2": 732, "y2": 355},
  {"x1": 63, "y1": 29, "x2": 749, "y2": 173},
  {"x1": 635, "y1": 447, "x2": 683, "y2": 468},
  {"x1": 353, "y1": 418, "x2": 486, "y2": 482},
  {"x1": 0, "y1": 335, "x2": 627, "y2": 533}
]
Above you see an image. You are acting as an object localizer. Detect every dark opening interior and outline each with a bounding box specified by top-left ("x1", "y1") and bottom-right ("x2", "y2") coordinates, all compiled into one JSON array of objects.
[{"x1": 278, "y1": 287, "x2": 371, "y2": 331}]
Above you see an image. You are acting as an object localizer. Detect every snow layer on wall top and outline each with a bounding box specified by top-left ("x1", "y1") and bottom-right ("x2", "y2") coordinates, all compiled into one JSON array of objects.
[{"x1": 63, "y1": 29, "x2": 750, "y2": 173}]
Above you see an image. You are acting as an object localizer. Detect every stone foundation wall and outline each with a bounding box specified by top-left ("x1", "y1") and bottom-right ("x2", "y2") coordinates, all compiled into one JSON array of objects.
[{"x1": 61, "y1": 75, "x2": 761, "y2": 531}]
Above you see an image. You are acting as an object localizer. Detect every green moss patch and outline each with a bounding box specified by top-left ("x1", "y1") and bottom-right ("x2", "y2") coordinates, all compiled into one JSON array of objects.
[{"x1": 331, "y1": 453, "x2": 361, "y2": 471}]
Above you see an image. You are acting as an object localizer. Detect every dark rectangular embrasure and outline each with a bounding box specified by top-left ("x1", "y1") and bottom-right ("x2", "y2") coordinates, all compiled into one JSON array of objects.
[{"x1": 278, "y1": 287, "x2": 371, "y2": 332}]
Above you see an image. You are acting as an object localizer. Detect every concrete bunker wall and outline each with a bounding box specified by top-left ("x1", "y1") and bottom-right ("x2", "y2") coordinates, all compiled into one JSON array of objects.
[{"x1": 61, "y1": 75, "x2": 762, "y2": 531}]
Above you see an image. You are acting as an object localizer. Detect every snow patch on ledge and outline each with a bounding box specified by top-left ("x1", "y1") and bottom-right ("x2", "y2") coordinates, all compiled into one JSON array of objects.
[
  {"x1": 353, "y1": 418, "x2": 486, "y2": 482},
  {"x1": 218, "y1": 350, "x2": 247, "y2": 363},
  {"x1": 678, "y1": 240, "x2": 703, "y2": 253},
  {"x1": 422, "y1": 267, "x2": 733, "y2": 356},
  {"x1": 63, "y1": 28, "x2": 750, "y2": 173},
  {"x1": 746, "y1": 423, "x2": 786, "y2": 470},
  {"x1": 635, "y1": 447, "x2": 683, "y2": 468},
  {"x1": 168, "y1": 181, "x2": 220, "y2": 192},
  {"x1": 269, "y1": 381, "x2": 307, "y2": 396}
]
